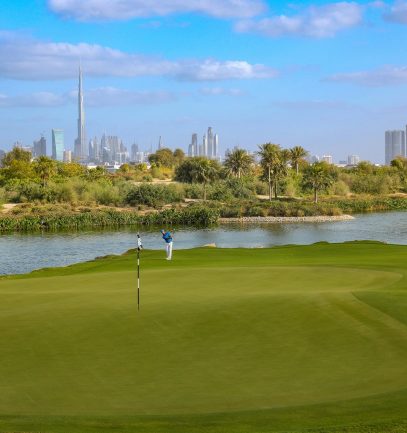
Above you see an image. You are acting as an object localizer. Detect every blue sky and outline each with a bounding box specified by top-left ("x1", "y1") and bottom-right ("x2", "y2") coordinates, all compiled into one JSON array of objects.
[{"x1": 1, "y1": 0, "x2": 407, "y2": 162}]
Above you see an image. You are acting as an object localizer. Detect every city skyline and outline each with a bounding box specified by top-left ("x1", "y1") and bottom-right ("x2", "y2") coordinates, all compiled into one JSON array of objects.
[{"x1": 3, "y1": 1, "x2": 407, "y2": 162}]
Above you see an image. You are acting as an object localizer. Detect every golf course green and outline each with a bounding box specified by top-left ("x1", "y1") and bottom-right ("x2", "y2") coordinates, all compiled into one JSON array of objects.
[{"x1": 1, "y1": 242, "x2": 407, "y2": 433}]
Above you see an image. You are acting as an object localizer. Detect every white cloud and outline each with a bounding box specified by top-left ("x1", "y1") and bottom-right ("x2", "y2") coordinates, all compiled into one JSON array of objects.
[
  {"x1": 200, "y1": 87, "x2": 244, "y2": 96},
  {"x1": 178, "y1": 60, "x2": 278, "y2": 81},
  {"x1": 0, "y1": 88, "x2": 176, "y2": 108},
  {"x1": 327, "y1": 65, "x2": 407, "y2": 86},
  {"x1": 235, "y1": 2, "x2": 363, "y2": 38},
  {"x1": 0, "y1": 92, "x2": 65, "y2": 107},
  {"x1": 0, "y1": 33, "x2": 277, "y2": 81},
  {"x1": 47, "y1": 0, "x2": 266, "y2": 21},
  {"x1": 384, "y1": 1, "x2": 407, "y2": 23}
]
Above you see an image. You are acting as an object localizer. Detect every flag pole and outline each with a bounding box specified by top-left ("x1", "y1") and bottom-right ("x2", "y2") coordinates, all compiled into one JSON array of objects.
[{"x1": 137, "y1": 233, "x2": 143, "y2": 311}]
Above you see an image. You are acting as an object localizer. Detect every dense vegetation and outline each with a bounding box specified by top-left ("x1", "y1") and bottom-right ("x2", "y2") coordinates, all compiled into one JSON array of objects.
[{"x1": 0, "y1": 146, "x2": 406, "y2": 230}]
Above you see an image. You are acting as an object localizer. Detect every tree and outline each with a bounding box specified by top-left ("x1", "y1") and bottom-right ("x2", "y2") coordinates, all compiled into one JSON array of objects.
[
  {"x1": 2, "y1": 147, "x2": 31, "y2": 167},
  {"x1": 224, "y1": 148, "x2": 253, "y2": 179},
  {"x1": 175, "y1": 157, "x2": 220, "y2": 200},
  {"x1": 1, "y1": 147, "x2": 33, "y2": 181},
  {"x1": 290, "y1": 146, "x2": 308, "y2": 175},
  {"x1": 57, "y1": 162, "x2": 85, "y2": 178},
  {"x1": 148, "y1": 148, "x2": 176, "y2": 168},
  {"x1": 84, "y1": 166, "x2": 108, "y2": 181},
  {"x1": 302, "y1": 162, "x2": 334, "y2": 203},
  {"x1": 257, "y1": 143, "x2": 288, "y2": 200},
  {"x1": 33, "y1": 156, "x2": 56, "y2": 186},
  {"x1": 173, "y1": 149, "x2": 185, "y2": 165},
  {"x1": 191, "y1": 159, "x2": 219, "y2": 201},
  {"x1": 391, "y1": 156, "x2": 407, "y2": 171}
]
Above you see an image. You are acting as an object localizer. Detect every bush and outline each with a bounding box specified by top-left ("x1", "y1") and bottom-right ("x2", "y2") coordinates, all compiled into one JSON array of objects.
[
  {"x1": 125, "y1": 183, "x2": 184, "y2": 208},
  {"x1": 184, "y1": 183, "x2": 203, "y2": 199},
  {"x1": 330, "y1": 180, "x2": 350, "y2": 196},
  {"x1": 208, "y1": 182, "x2": 233, "y2": 202},
  {"x1": 226, "y1": 178, "x2": 256, "y2": 200}
]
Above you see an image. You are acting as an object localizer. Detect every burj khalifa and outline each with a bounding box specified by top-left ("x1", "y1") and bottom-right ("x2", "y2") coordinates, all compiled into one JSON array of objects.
[{"x1": 74, "y1": 66, "x2": 87, "y2": 162}]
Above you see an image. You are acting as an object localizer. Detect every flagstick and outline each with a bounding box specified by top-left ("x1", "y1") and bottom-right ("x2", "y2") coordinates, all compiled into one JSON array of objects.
[
  {"x1": 137, "y1": 233, "x2": 143, "y2": 311},
  {"x1": 137, "y1": 247, "x2": 140, "y2": 311}
]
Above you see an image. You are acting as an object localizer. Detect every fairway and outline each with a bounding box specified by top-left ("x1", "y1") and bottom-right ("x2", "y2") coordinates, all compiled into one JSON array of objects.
[{"x1": 1, "y1": 242, "x2": 407, "y2": 433}]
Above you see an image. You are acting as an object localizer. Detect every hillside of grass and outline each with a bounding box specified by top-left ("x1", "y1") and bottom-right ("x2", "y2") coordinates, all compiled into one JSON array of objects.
[{"x1": 0, "y1": 243, "x2": 407, "y2": 433}]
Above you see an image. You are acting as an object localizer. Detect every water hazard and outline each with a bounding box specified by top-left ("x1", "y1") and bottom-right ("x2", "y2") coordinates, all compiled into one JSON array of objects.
[{"x1": 1, "y1": 211, "x2": 406, "y2": 275}]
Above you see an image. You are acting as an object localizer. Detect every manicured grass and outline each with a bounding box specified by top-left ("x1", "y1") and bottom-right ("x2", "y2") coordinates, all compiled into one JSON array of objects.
[{"x1": 0, "y1": 242, "x2": 407, "y2": 432}]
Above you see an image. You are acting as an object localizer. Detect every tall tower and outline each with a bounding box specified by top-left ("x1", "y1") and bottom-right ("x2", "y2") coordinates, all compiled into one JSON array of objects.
[
  {"x1": 207, "y1": 127, "x2": 214, "y2": 158},
  {"x1": 158, "y1": 136, "x2": 163, "y2": 150},
  {"x1": 74, "y1": 66, "x2": 87, "y2": 162}
]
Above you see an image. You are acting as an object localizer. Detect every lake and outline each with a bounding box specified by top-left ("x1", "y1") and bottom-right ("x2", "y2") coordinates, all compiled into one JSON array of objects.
[{"x1": 1, "y1": 211, "x2": 406, "y2": 275}]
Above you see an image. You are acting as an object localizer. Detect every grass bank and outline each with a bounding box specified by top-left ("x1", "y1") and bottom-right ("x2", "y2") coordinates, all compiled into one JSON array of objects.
[{"x1": 1, "y1": 243, "x2": 407, "y2": 432}]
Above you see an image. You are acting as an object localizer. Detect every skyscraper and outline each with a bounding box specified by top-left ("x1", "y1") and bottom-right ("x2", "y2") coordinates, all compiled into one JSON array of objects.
[
  {"x1": 52, "y1": 129, "x2": 64, "y2": 161},
  {"x1": 321, "y1": 155, "x2": 333, "y2": 164},
  {"x1": 385, "y1": 130, "x2": 405, "y2": 165},
  {"x1": 207, "y1": 127, "x2": 214, "y2": 157},
  {"x1": 74, "y1": 66, "x2": 87, "y2": 162},
  {"x1": 158, "y1": 136, "x2": 163, "y2": 150},
  {"x1": 347, "y1": 155, "x2": 360, "y2": 166},
  {"x1": 33, "y1": 135, "x2": 47, "y2": 157},
  {"x1": 213, "y1": 133, "x2": 219, "y2": 158},
  {"x1": 188, "y1": 133, "x2": 198, "y2": 157},
  {"x1": 131, "y1": 143, "x2": 139, "y2": 161},
  {"x1": 203, "y1": 134, "x2": 208, "y2": 157}
]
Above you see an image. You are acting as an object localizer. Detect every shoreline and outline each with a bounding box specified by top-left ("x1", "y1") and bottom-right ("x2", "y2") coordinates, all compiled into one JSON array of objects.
[{"x1": 219, "y1": 215, "x2": 355, "y2": 224}]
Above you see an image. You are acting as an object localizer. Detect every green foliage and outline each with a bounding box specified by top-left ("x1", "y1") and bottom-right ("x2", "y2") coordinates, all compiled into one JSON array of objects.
[
  {"x1": 302, "y1": 162, "x2": 335, "y2": 203},
  {"x1": 2, "y1": 147, "x2": 31, "y2": 166},
  {"x1": 0, "y1": 204, "x2": 218, "y2": 231},
  {"x1": 224, "y1": 148, "x2": 253, "y2": 179},
  {"x1": 148, "y1": 148, "x2": 177, "y2": 168},
  {"x1": 125, "y1": 183, "x2": 184, "y2": 208},
  {"x1": 290, "y1": 146, "x2": 308, "y2": 174},
  {"x1": 257, "y1": 143, "x2": 288, "y2": 200},
  {"x1": 33, "y1": 156, "x2": 57, "y2": 186},
  {"x1": 57, "y1": 162, "x2": 85, "y2": 178}
]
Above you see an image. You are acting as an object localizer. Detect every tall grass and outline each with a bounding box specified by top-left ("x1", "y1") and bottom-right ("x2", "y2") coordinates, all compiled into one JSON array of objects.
[{"x1": 0, "y1": 205, "x2": 219, "y2": 232}]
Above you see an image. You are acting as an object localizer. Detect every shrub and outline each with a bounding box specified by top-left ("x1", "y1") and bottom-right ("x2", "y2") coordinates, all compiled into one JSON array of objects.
[{"x1": 125, "y1": 183, "x2": 184, "y2": 208}]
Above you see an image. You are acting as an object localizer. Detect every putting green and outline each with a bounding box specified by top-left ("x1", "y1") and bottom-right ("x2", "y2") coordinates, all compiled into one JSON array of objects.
[{"x1": 0, "y1": 242, "x2": 407, "y2": 433}]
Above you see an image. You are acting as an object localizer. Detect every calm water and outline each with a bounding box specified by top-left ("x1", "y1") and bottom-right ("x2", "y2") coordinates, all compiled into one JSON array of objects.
[{"x1": 1, "y1": 211, "x2": 406, "y2": 275}]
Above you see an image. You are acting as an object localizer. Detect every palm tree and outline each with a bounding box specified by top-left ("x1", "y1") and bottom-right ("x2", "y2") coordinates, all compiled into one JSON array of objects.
[
  {"x1": 257, "y1": 143, "x2": 288, "y2": 200},
  {"x1": 224, "y1": 148, "x2": 253, "y2": 179},
  {"x1": 302, "y1": 162, "x2": 333, "y2": 203},
  {"x1": 290, "y1": 146, "x2": 308, "y2": 175},
  {"x1": 191, "y1": 158, "x2": 219, "y2": 201},
  {"x1": 33, "y1": 156, "x2": 56, "y2": 186}
]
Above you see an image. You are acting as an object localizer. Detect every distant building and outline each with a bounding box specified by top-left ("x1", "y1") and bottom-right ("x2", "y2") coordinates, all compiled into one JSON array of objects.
[
  {"x1": 321, "y1": 155, "x2": 333, "y2": 164},
  {"x1": 202, "y1": 134, "x2": 208, "y2": 157},
  {"x1": 74, "y1": 66, "x2": 87, "y2": 162},
  {"x1": 188, "y1": 133, "x2": 198, "y2": 157},
  {"x1": 385, "y1": 130, "x2": 405, "y2": 165},
  {"x1": 63, "y1": 150, "x2": 72, "y2": 163},
  {"x1": 88, "y1": 137, "x2": 99, "y2": 162},
  {"x1": 14, "y1": 142, "x2": 33, "y2": 156},
  {"x1": 33, "y1": 135, "x2": 47, "y2": 157},
  {"x1": 347, "y1": 155, "x2": 360, "y2": 166},
  {"x1": 131, "y1": 143, "x2": 139, "y2": 161},
  {"x1": 52, "y1": 129, "x2": 64, "y2": 161},
  {"x1": 158, "y1": 136, "x2": 163, "y2": 150},
  {"x1": 213, "y1": 133, "x2": 219, "y2": 158}
]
